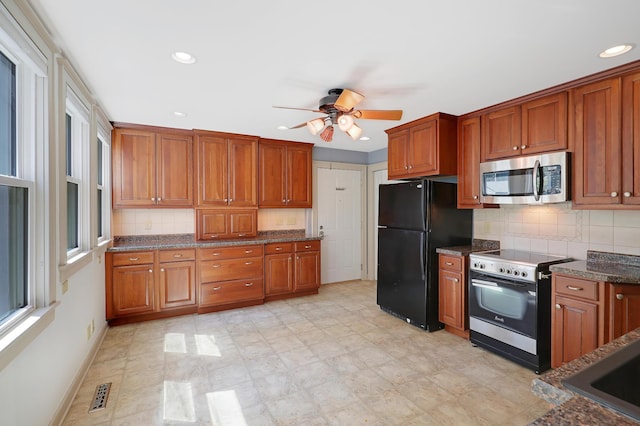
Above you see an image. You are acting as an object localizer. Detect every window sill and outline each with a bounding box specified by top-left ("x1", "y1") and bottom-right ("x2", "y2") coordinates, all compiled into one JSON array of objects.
[
  {"x1": 0, "y1": 303, "x2": 58, "y2": 372},
  {"x1": 59, "y1": 251, "x2": 93, "y2": 282}
]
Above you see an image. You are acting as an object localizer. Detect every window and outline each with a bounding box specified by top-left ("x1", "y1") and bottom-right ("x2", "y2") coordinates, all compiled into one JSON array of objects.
[{"x1": 96, "y1": 133, "x2": 109, "y2": 242}]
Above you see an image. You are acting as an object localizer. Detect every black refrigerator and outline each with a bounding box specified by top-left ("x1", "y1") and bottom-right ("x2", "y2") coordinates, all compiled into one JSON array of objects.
[{"x1": 377, "y1": 179, "x2": 472, "y2": 331}]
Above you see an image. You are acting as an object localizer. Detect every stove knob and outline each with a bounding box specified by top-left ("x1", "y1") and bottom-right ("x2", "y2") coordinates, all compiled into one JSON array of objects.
[
  {"x1": 505, "y1": 269, "x2": 511, "y2": 274},
  {"x1": 499, "y1": 267, "x2": 505, "y2": 273},
  {"x1": 473, "y1": 263, "x2": 478, "y2": 268},
  {"x1": 479, "y1": 264, "x2": 485, "y2": 269},
  {"x1": 513, "y1": 270, "x2": 520, "y2": 276},
  {"x1": 521, "y1": 271, "x2": 527, "y2": 278}
]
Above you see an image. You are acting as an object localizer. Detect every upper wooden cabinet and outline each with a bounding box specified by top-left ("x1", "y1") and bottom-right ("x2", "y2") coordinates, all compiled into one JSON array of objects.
[
  {"x1": 481, "y1": 92, "x2": 567, "y2": 161},
  {"x1": 386, "y1": 112, "x2": 458, "y2": 180},
  {"x1": 195, "y1": 209, "x2": 257, "y2": 240},
  {"x1": 195, "y1": 130, "x2": 258, "y2": 207},
  {"x1": 457, "y1": 116, "x2": 485, "y2": 209},
  {"x1": 571, "y1": 72, "x2": 640, "y2": 209},
  {"x1": 112, "y1": 127, "x2": 193, "y2": 208},
  {"x1": 258, "y1": 139, "x2": 312, "y2": 208}
]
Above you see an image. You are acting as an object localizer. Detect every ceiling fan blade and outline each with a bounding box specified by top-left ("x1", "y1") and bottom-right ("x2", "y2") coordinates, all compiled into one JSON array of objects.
[
  {"x1": 353, "y1": 109, "x2": 403, "y2": 120},
  {"x1": 334, "y1": 89, "x2": 364, "y2": 112},
  {"x1": 287, "y1": 122, "x2": 308, "y2": 129},
  {"x1": 273, "y1": 106, "x2": 323, "y2": 113}
]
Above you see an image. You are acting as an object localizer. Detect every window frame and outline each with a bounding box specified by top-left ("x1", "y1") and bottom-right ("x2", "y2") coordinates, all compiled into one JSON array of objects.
[{"x1": 95, "y1": 120, "x2": 111, "y2": 245}]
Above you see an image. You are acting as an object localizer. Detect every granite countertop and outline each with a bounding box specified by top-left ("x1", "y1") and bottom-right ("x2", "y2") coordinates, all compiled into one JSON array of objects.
[
  {"x1": 530, "y1": 328, "x2": 640, "y2": 425},
  {"x1": 435, "y1": 239, "x2": 500, "y2": 256},
  {"x1": 107, "y1": 230, "x2": 322, "y2": 252},
  {"x1": 550, "y1": 250, "x2": 640, "y2": 284}
]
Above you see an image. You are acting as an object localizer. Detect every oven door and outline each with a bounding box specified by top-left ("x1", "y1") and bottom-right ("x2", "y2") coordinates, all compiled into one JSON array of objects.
[{"x1": 468, "y1": 271, "x2": 537, "y2": 339}]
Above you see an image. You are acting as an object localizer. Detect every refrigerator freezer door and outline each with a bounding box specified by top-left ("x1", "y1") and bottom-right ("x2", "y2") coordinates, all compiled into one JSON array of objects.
[
  {"x1": 377, "y1": 227, "x2": 428, "y2": 328},
  {"x1": 378, "y1": 181, "x2": 426, "y2": 231}
]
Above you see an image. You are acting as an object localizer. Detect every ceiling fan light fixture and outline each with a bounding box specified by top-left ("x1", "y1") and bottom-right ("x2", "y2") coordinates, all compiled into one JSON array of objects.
[
  {"x1": 337, "y1": 114, "x2": 355, "y2": 132},
  {"x1": 346, "y1": 123, "x2": 363, "y2": 140},
  {"x1": 306, "y1": 118, "x2": 325, "y2": 135},
  {"x1": 319, "y1": 125, "x2": 334, "y2": 142}
]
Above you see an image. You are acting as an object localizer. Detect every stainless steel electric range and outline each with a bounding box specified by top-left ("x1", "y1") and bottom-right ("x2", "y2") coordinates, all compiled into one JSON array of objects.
[{"x1": 468, "y1": 249, "x2": 572, "y2": 373}]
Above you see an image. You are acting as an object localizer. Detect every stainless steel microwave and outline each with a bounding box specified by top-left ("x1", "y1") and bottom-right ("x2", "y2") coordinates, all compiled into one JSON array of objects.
[{"x1": 480, "y1": 152, "x2": 570, "y2": 204}]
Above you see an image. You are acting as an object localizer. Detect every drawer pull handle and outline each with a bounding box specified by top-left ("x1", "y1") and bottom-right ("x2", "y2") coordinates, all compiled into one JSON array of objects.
[
  {"x1": 555, "y1": 304, "x2": 562, "y2": 309},
  {"x1": 129, "y1": 257, "x2": 139, "y2": 261},
  {"x1": 212, "y1": 264, "x2": 221, "y2": 268},
  {"x1": 566, "y1": 286, "x2": 583, "y2": 291},
  {"x1": 245, "y1": 261, "x2": 253, "y2": 265},
  {"x1": 445, "y1": 262, "x2": 454, "y2": 266},
  {"x1": 305, "y1": 245, "x2": 311, "y2": 249},
  {"x1": 275, "y1": 247, "x2": 283, "y2": 251},
  {"x1": 173, "y1": 254, "x2": 182, "y2": 258},
  {"x1": 212, "y1": 253, "x2": 221, "y2": 256},
  {"x1": 210, "y1": 235, "x2": 218, "y2": 239},
  {"x1": 245, "y1": 283, "x2": 253, "y2": 287},
  {"x1": 238, "y1": 233, "x2": 246, "y2": 237},
  {"x1": 245, "y1": 250, "x2": 253, "y2": 253},
  {"x1": 616, "y1": 293, "x2": 624, "y2": 300},
  {"x1": 213, "y1": 286, "x2": 222, "y2": 291}
]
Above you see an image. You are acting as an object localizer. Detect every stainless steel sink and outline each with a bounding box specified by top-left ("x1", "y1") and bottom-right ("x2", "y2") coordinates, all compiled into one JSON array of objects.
[{"x1": 563, "y1": 338, "x2": 640, "y2": 421}]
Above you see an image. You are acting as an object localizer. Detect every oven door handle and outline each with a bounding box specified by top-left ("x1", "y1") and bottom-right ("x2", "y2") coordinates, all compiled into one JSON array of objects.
[
  {"x1": 471, "y1": 279, "x2": 499, "y2": 287},
  {"x1": 532, "y1": 159, "x2": 541, "y2": 201}
]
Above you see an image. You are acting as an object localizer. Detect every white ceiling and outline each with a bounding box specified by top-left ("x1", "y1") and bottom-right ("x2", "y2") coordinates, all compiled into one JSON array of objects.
[{"x1": 28, "y1": 0, "x2": 640, "y2": 152}]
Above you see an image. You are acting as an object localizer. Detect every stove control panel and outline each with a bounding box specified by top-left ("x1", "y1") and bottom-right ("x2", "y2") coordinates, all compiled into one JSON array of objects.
[{"x1": 469, "y1": 257, "x2": 537, "y2": 283}]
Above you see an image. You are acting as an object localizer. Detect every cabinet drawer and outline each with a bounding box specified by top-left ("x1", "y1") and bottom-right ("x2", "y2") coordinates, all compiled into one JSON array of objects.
[
  {"x1": 200, "y1": 279, "x2": 264, "y2": 306},
  {"x1": 265, "y1": 242, "x2": 293, "y2": 254},
  {"x1": 158, "y1": 248, "x2": 196, "y2": 262},
  {"x1": 198, "y1": 245, "x2": 263, "y2": 260},
  {"x1": 294, "y1": 240, "x2": 320, "y2": 252},
  {"x1": 555, "y1": 275, "x2": 599, "y2": 301},
  {"x1": 111, "y1": 251, "x2": 155, "y2": 266},
  {"x1": 200, "y1": 257, "x2": 263, "y2": 283},
  {"x1": 439, "y1": 254, "x2": 463, "y2": 272}
]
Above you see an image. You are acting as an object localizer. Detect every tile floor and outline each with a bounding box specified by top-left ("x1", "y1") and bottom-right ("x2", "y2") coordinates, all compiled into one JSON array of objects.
[{"x1": 63, "y1": 280, "x2": 552, "y2": 425}]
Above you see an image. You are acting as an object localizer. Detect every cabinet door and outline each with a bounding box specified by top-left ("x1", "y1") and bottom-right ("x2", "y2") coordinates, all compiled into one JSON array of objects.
[
  {"x1": 287, "y1": 145, "x2": 312, "y2": 207},
  {"x1": 196, "y1": 210, "x2": 228, "y2": 240},
  {"x1": 258, "y1": 143, "x2": 287, "y2": 207},
  {"x1": 457, "y1": 116, "x2": 482, "y2": 208},
  {"x1": 112, "y1": 129, "x2": 156, "y2": 207},
  {"x1": 156, "y1": 133, "x2": 193, "y2": 206},
  {"x1": 265, "y1": 253, "x2": 293, "y2": 295},
  {"x1": 573, "y1": 78, "x2": 622, "y2": 206},
  {"x1": 228, "y1": 138, "x2": 258, "y2": 207},
  {"x1": 521, "y1": 92, "x2": 568, "y2": 155},
  {"x1": 481, "y1": 106, "x2": 522, "y2": 161},
  {"x1": 159, "y1": 260, "x2": 196, "y2": 309},
  {"x1": 622, "y1": 71, "x2": 640, "y2": 205},
  {"x1": 111, "y1": 264, "x2": 156, "y2": 317},
  {"x1": 228, "y1": 210, "x2": 257, "y2": 238},
  {"x1": 610, "y1": 284, "x2": 640, "y2": 340},
  {"x1": 439, "y1": 269, "x2": 463, "y2": 329},
  {"x1": 408, "y1": 120, "x2": 438, "y2": 176},
  {"x1": 552, "y1": 294, "x2": 598, "y2": 368},
  {"x1": 387, "y1": 130, "x2": 409, "y2": 179},
  {"x1": 294, "y1": 251, "x2": 320, "y2": 291},
  {"x1": 196, "y1": 134, "x2": 228, "y2": 206}
]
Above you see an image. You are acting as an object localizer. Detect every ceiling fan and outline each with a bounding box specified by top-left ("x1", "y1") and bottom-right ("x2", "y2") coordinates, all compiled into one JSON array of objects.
[{"x1": 274, "y1": 88, "x2": 403, "y2": 142}]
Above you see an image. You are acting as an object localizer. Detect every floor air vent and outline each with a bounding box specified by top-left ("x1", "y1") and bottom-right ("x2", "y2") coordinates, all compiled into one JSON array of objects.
[{"x1": 88, "y1": 382, "x2": 111, "y2": 412}]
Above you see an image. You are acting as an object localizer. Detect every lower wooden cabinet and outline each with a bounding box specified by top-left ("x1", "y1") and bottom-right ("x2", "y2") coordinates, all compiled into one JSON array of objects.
[
  {"x1": 609, "y1": 284, "x2": 640, "y2": 340},
  {"x1": 106, "y1": 248, "x2": 197, "y2": 324},
  {"x1": 265, "y1": 240, "x2": 321, "y2": 300},
  {"x1": 438, "y1": 253, "x2": 468, "y2": 338}
]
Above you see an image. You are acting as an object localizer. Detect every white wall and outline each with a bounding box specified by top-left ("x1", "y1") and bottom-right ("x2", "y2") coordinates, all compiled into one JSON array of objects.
[{"x1": 473, "y1": 202, "x2": 640, "y2": 259}]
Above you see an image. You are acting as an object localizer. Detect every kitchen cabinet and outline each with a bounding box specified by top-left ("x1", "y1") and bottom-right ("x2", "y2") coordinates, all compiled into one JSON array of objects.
[
  {"x1": 258, "y1": 139, "x2": 313, "y2": 208},
  {"x1": 106, "y1": 248, "x2": 197, "y2": 323},
  {"x1": 264, "y1": 240, "x2": 321, "y2": 300},
  {"x1": 195, "y1": 209, "x2": 257, "y2": 241},
  {"x1": 551, "y1": 274, "x2": 608, "y2": 368},
  {"x1": 386, "y1": 112, "x2": 458, "y2": 180},
  {"x1": 195, "y1": 130, "x2": 258, "y2": 207},
  {"x1": 609, "y1": 284, "x2": 640, "y2": 340},
  {"x1": 198, "y1": 245, "x2": 264, "y2": 312},
  {"x1": 112, "y1": 127, "x2": 193, "y2": 208},
  {"x1": 481, "y1": 93, "x2": 567, "y2": 161},
  {"x1": 457, "y1": 116, "x2": 488, "y2": 209},
  {"x1": 438, "y1": 253, "x2": 468, "y2": 338}
]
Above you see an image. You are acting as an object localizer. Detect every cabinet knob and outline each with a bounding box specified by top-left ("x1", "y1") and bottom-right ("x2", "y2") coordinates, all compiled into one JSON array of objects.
[
  {"x1": 282, "y1": 199, "x2": 286, "y2": 202},
  {"x1": 616, "y1": 293, "x2": 624, "y2": 300},
  {"x1": 160, "y1": 268, "x2": 165, "y2": 272},
  {"x1": 520, "y1": 145, "x2": 527, "y2": 149},
  {"x1": 512, "y1": 146, "x2": 518, "y2": 151},
  {"x1": 405, "y1": 166, "x2": 409, "y2": 170},
  {"x1": 555, "y1": 303, "x2": 562, "y2": 309},
  {"x1": 287, "y1": 199, "x2": 291, "y2": 203},
  {"x1": 229, "y1": 198, "x2": 233, "y2": 202},
  {"x1": 157, "y1": 198, "x2": 161, "y2": 202},
  {"x1": 473, "y1": 195, "x2": 478, "y2": 200},
  {"x1": 453, "y1": 278, "x2": 459, "y2": 283},
  {"x1": 151, "y1": 197, "x2": 156, "y2": 202},
  {"x1": 408, "y1": 165, "x2": 413, "y2": 169},
  {"x1": 611, "y1": 192, "x2": 618, "y2": 197},
  {"x1": 624, "y1": 192, "x2": 631, "y2": 198},
  {"x1": 148, "y1": 269, "x2": 153, "y2": 273},
  {"x1": 224, "y1": 198, "x2": 228, "y2": 202}
]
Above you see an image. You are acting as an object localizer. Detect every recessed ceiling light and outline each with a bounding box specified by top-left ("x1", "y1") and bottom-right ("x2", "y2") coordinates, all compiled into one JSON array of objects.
[
  {"x1": 173, "y1": 111, "x2": 187, "y2": 117},
  {"x1": 599, "y1": 44, "x2": 634, "y2": 58},
  {"x1": 359, "y1": 136, "x2": 370, "y2": 141},
  {"x1": 277, "y1": 125, "x2": 288, "y2": 130},
  {"x1": 171, "y1": 51, "x2": 196, "y2": 64}
]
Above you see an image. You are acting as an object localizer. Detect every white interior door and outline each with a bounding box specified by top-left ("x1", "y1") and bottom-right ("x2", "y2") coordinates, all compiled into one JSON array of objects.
[
  {"x1": 372, "y1": 169, "x2": 401, "y2": 280},
  {"x1": 317, "y1": 168, "x2": 362, "y2": 284}
]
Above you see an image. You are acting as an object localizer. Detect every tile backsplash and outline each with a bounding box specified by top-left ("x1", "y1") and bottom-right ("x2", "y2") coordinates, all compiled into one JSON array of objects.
[
  {"x1": 112, "y1": 208, "x2": 309, "y2": 236},
  {"x1": 473, "y1": 202, "x2": 640, "y2": 259}
]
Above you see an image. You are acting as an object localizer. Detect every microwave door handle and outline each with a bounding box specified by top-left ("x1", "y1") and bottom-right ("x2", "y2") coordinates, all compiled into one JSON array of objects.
[{"x1": 532, "y1": 159, "x2": 541, "y2": 201}]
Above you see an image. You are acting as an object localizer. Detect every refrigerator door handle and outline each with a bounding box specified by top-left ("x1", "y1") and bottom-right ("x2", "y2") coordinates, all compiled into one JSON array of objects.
[{"x1": 420, "y1": 242, "x2": 426, "y2": 278}]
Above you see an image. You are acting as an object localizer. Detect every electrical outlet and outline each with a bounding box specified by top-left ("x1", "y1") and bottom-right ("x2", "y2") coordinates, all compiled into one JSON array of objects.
[
  {"x1": 61, "y1": 280, "x2": 69, "y2": 294},
  {"x1": 144, "y1": 219, "x2": 152, "y2": 230}
]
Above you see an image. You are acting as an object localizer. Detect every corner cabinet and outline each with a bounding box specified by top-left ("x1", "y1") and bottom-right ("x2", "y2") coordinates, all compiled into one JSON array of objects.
[
  {"x1": 112, "y1": 126, "x2": 194, "y2": 208},
  {"x1": 195, "y1": 130, "x2": 258, "y2": 207},
  {"x1": 438, "y1": 253, "x2": 468, "y2": 338},
  {"x1": 386, "y1": 112, "x2": 458, "y2": 180},
  {"x1": 258, "y1": 139, "x2": 312, "y2": 208},
  {"x1": 609, "y1": 284, "x2": 640, "y2": 340},
  {"x1": 265, "y1": 240, "x2": 321, "y2": 301}
]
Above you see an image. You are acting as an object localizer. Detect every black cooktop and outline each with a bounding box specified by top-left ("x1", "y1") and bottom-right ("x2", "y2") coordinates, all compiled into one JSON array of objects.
[{"x1": 472, "y1": 249, "x2": 572, "y2": 267}]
